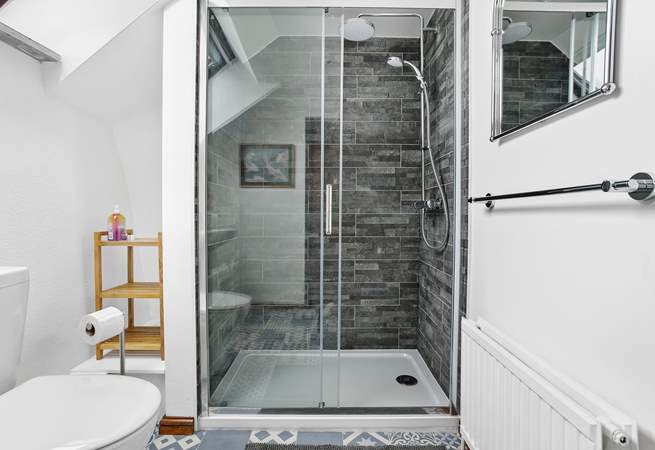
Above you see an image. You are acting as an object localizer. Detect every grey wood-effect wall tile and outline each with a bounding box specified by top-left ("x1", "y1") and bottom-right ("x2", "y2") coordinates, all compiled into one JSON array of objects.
[
  {"x1": 357, "y1": 75, "x2": 420, "y2": 100},
  {"x1": 399, "y1": 327, "x2": 418, "y2": 348},
  {"x1": 354, "y1": 260, "x2": 419, "y2": 283},
  {"x1": 341, "y1": 191, "x2": 402, "y2": 214},
  {"x1": 518, "y1": 56, "x2": 569, "y2": 80},
  {"x1": 340, "y1": 328, "x2": 399, "y2": 349},
  {"x1": 355, "y1": 304, "x2": 418, "y2": 328},
  {"x1": 356, "y1": 38, "x2": 420, "y2": 54},
  {"x1": 502, "y1": 41, "x2": 570, "y2": 130},
  {"x1": 344, "y1": 52, "x2": 403, "y2": 76},
  {"x1": 355, "y1": 167, "x2": 421, "y2": 191},
  {"x1": 401, "y1": 145, "x2": 423, "y2": 167},
  {"x1": 402, "y1": 98, "x2": 422, "y2": 121},
  {"x1": 355, "y1": 213, "x2": 420, "y2": 237},
  {"x1": 503, "y1": 40, "x2": 566, "y2": 58},
  {"x1": 355, "y1": 121, "x2": 421, "y2": 145}
]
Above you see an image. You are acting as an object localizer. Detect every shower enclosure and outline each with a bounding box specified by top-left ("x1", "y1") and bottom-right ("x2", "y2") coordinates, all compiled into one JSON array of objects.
[{"x1": 198, "y1": 3, "x2": 466, "y2": 424}]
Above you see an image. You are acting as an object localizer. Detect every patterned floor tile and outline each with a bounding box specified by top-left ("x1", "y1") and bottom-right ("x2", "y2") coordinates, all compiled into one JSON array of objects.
[
  {"x1": 381, "y1": 432, "x2": 440, "y2": 446},
  {"x1": 249, "y1": 430, "x2": 298, "y2": 444},
  {"x1": 149, "y1": 432, "x2": 205, "y2": 450},
  {"x1": 297, "y1": 431, "x2": 343, "y2": 445},
  {"x1": 148, "y1": 429, "x2": 461, "y2": 450},
  {"x1": 199, "y1": 430, "x2": 250, "y2": 450},
  {"x1": 433, "y1": 432, "x2": 461, "y2": 450},
  {"x1": 343, "y1": 431, "x2": 390, "y2": 446},
  {"x1": 343, "y1": 432, "x2": 460, "y2": 450}
]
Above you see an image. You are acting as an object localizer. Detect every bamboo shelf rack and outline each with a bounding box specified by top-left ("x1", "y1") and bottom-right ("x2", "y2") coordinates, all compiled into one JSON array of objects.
[{"x1": 93, "y1": 229, "x2": 164, "y2": 360}]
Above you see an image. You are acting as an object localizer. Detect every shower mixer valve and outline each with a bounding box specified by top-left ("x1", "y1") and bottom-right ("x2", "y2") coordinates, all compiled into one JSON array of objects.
[{"x1": 415, "y1": 199, "x2": 441, "y2": 212}]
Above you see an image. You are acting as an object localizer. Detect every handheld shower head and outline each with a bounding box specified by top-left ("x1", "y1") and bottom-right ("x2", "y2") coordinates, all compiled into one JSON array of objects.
[
  {"x1": 385, "y1": 43, "x2": 449, "y2": 251},
  {"x1": 387, "y1": 57, "x2": 425, "y2": 87},
  {"x1": 386, "y1": 56, "x2": 404, "y2": 68}
]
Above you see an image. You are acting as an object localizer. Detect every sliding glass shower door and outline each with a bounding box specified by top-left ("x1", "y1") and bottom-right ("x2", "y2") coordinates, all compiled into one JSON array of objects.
[{"x1": 203, "y1": 6, "x2": 345, "y2": 410}]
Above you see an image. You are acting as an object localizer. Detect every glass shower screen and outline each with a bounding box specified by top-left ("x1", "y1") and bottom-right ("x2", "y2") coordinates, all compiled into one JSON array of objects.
[{"x1": 204, "y1": 7, "x2": 345, "y2": 410}]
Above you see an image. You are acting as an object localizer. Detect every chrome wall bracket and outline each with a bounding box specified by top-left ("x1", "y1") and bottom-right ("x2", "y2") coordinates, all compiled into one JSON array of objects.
[
  {"x1": 483, "y1": 194, "x2": 495, "y2": 210},
  {"x1": 601, "y1": 82, "x2": 617, "y2": 95}
]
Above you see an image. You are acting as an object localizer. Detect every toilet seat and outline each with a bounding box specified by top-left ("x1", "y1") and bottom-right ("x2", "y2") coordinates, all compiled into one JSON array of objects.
[{"x1": 0, "y1": 374, "x2": 161, "y2": 450}]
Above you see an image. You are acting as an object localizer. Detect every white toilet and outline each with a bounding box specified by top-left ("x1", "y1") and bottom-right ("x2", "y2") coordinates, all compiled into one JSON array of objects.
[{"x1": 0, "y1": 267, "x2": 162, "y2": 450}]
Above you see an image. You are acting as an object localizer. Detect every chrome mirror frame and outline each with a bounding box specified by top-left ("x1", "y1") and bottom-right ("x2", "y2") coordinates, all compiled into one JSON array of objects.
[{"x1": 490, "y1": 0, "x2": 618, "y2": 142}]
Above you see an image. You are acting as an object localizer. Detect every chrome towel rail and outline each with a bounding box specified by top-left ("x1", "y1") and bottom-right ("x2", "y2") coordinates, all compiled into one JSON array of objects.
[{"x1": 469, "y1": 172, "x2": 655, "y2": 209}]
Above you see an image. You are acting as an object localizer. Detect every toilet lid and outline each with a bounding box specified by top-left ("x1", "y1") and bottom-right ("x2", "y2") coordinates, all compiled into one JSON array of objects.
[{"x1": 0, "y1": 375, "x2": 161, "y2": 450}]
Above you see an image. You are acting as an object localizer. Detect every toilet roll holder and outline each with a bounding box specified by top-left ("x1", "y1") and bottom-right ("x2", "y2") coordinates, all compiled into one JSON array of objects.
[
  {"x1": 84, "y1": 320, "x2": 126, "y2": 376},
  {"x1": 118, "y1": 330, "x2": 125, "y2": 376}
]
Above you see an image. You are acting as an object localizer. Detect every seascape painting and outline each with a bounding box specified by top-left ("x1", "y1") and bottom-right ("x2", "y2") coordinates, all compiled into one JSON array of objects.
[{"x1": 240, "y1": 144, "x2": 295, "y2": 188}]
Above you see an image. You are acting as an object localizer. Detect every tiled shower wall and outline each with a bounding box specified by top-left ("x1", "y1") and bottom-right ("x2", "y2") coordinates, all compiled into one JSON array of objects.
[
  {"x1": 207, "y1": 123, "x2": 241, "y2": 296},
  {"x1": 416, "y1": 7, "x2": 469, "y2": 393},
  {"x1": 502, "y1": 41, "x2": 569, "y2": 129},
  {"x1": 207, "y1": 35, "x2": 425, "y2": 392},
  {"x1": 305, "y1": 36, "x2": 423, "y2": 349},
  {"x1": 207, "y1": 34, "x2": 323, "y2": 393}
]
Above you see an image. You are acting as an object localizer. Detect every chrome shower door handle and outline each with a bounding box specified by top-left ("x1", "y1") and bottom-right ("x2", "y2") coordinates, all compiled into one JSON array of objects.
[{"x1": 325, "y1": 184, "x2": 332, "y2": 236}]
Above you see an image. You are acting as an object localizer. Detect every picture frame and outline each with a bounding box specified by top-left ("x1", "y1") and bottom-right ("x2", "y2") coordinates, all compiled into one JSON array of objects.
[{"x1": 239, "y1": 144, "x2": 295, "y2": 188}]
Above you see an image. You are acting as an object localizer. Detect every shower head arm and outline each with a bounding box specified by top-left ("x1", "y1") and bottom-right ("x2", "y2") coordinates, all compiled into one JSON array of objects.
[{"x1": 356, "y1": 12, "x2": 425, "y2": 31}]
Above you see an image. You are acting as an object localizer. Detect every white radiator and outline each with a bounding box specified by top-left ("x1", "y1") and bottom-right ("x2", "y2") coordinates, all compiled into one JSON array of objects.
[{"x1": 460, "y1": 318, "x2": 639, "y2": 450}]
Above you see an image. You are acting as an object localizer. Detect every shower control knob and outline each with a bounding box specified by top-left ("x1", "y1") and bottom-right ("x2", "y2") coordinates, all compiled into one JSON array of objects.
[{"x1": 414, "y1": 199, "x2": 439, "y2": 211}]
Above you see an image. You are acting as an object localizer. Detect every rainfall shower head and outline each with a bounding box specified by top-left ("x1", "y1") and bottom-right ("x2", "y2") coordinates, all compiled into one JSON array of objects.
[
  {"x1": 342, "y1": 18, "x2": 376, "y2": 42},
  {"x1": 502, "y1": 18, "x2": 533, "y2": 45}
]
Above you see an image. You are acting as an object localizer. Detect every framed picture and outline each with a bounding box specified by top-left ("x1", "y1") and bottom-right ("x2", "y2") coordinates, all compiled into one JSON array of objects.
[{"x1": 240, "y1": 144, "x2": 295, "y2": 188}]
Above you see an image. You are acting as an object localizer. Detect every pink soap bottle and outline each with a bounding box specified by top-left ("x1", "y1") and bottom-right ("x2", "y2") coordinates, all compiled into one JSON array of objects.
[{"x1": 107, "y1": 205, "x2": 127, "y2": 241}]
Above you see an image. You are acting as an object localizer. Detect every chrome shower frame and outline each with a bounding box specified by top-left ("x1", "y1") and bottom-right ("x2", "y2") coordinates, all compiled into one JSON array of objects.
[{"x1": 198, "y1": 2, "x2": 466, "y2": 423}]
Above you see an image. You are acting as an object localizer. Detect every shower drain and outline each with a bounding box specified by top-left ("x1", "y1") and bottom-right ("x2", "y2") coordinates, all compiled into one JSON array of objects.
[{"x1": 396, "y1": 375, "x2": 418, "y2": 386}]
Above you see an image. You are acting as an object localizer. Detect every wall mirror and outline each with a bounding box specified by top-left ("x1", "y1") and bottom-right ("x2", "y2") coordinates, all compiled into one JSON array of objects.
[{"x1": 491, "y1": 0, "x2": 618, "y2": 141}]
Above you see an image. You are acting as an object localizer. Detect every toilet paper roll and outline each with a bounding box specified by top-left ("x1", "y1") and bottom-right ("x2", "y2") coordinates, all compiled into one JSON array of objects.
[{"x1": 79, "y1": 307, "x2": 125, "y2": 345}]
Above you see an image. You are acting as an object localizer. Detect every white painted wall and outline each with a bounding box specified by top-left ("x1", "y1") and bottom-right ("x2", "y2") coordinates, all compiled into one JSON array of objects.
[
  {"x1": 162, "y1": 0, "x2": 198, "y2": 418},
  {"x1": 468, "y1": 1, "x2": 655, "y2": 447},
  {"x1": 113, "y1": 110, "x2": 163, "y2": 325},
  {"x1": 0, "y1": 0, "x2": 164, "y2": 378},
  {"x1": 52, "y1": 6, "x2": 165, "y2": 326},
  {"x1": 0, "y1": 42, "x2": 133, "y2": 382},
  {"x1": 0, "y1": 0, "x2": 162, "y2": 79}
]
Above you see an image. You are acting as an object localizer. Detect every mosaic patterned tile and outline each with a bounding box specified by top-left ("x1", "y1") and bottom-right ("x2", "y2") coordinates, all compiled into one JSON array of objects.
[
  {"x1": 343, "y1": 432, "x2": 460, "y2": 450},
  {"x1": 198, "y1": 430, "x2": 250, "y2": 450},
  {"x1": 297, "y1": 431, "x2": 343, "y2": 445},
  {"x1": 149, "y1": 432, "x2": 205, "y2": 450},
  {"x1": 432, "y1": 432, "x2": 461, "y2": 450},
  {"x1": 381, "y1": 431, "x2": 461, "y2": 448},
  {"x1": 343, "y1": 431, "x2": 390, "y2": 446},
  {"x1": 382, "y1": 432, "x2": 440, "y2": 446},
  {"x1": 249, "y1": 430, "x2": 298, "y2": 444},
  {"x1": 149, "y1": 429, "x2": 461, "y2": 450}
]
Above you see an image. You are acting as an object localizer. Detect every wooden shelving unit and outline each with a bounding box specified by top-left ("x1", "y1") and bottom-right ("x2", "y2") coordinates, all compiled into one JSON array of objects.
[{"x1": 93, "y1": 230, "x2": 164, "y2": 360}]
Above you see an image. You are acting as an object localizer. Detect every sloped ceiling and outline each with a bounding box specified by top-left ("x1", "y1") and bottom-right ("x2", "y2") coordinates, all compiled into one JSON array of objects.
[
  {"x1": 47, "y1": 7, "x2": 163, "y2": 124},
  {"x1": 0, "y1": 0, "x2": 164, "y2": 78}
]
